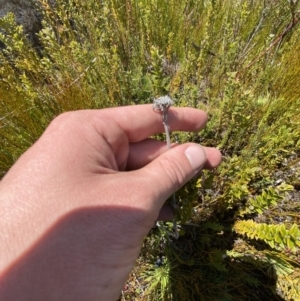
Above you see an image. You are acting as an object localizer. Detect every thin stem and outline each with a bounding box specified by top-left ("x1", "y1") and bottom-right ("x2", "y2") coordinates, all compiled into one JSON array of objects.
[
  {"x1": 162, "y1": 109, "x2": 171, "y2": 149},
  {"x1": 153, "y1": 95, "x2": 179, "y2": 238},
  {"x1": 162, "y1": 110, "x2": 179, "y2": 239}
]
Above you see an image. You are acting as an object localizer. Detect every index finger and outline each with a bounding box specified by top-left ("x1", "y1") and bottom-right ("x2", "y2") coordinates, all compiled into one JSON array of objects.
[{"x1": 99, "y1": 104, "x2": 208, "y2": 142}]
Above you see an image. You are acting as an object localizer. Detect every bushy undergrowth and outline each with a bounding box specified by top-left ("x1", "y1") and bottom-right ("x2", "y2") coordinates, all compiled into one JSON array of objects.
[{"x1": 1, "y1": 0, "x2": 300, "y2": 300}]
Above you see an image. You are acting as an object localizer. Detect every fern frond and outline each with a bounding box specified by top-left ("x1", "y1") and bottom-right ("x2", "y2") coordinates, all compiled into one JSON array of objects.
[{"x1": 234, "y1": 220, "x2": 300, "y2": 252}]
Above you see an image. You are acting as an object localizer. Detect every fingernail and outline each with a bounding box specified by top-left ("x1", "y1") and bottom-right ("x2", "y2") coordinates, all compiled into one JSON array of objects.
[{"x1": 185, "y1": 145, "x2": 206, "y2": 171}]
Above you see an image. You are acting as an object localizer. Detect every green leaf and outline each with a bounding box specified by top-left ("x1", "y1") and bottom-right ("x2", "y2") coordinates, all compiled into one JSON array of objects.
[
  {"x1": 268, "y1": 240, "x2": 275, "y2": 248},
  {"x1": 279, "y1": 224, "x2": 287, "y2": 237},
  {"x1": 289, "y1": 224, "x2": 300, "y2": 237},
  {"x1": 274, "y1": 233, "x2": 282, "y2": 244},
  {"x1": 286, "y1": 237, "x2": 294, "y2": 250},
  {"x1": 256, "y1": 208, "x2": 263, "y2": 214},
  {"x1": 265, "y1": 232, "x2": 272, "y2": 241}
]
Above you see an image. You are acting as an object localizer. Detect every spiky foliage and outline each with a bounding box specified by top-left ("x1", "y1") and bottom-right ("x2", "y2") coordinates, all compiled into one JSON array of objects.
[{"x1": 1, "y1": 0, "x2": 300, "y2": 300}]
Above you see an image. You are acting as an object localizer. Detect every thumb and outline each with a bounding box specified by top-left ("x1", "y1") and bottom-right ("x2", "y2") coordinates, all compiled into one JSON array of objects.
[{"x1": 140, "y1": 143, "x2": 207, "y2": 207}]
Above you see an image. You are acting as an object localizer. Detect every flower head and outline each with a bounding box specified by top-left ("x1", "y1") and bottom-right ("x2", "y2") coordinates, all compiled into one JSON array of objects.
[{"x1": 152, "y1": 95, "x2": 174, "y2": 111}]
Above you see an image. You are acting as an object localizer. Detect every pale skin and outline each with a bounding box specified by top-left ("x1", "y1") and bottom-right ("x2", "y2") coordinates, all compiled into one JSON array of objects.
[{"x1": 0, "y1": 105, "x2": 222, "y2": 301}]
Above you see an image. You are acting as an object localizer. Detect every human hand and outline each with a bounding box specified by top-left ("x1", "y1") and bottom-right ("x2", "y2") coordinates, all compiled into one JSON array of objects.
[{"x1": 0, "y1": 105, "x2": 222, "y2": 301}]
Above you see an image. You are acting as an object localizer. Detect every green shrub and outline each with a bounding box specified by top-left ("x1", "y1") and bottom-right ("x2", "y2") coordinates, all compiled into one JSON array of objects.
[{"x1": 1, "y1": 0, "x2": 300, "y2": 300}]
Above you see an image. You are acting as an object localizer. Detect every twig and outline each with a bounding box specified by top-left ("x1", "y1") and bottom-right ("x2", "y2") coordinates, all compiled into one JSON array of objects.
[
  {"x1": 56, "y1": 57, "x2": 97, "y2": 96},
  {"x1": 240, "y1": 5, "x2": 266, "y2": 61},
  {"x1": 133, "y1": 272, "x2": 144, "y2": 293},
  {"x1": 238, "y1": 14, "x2": 300, "y2": 77}
]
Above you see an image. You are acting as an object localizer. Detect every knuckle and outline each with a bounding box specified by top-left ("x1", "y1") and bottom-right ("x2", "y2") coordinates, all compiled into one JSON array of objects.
[
  {"x1": 47, "y1": 111, "x2": 79, "y2": 132},
  {"x1": 50, "y1": 111, "x2": 74, "y2": 125}
]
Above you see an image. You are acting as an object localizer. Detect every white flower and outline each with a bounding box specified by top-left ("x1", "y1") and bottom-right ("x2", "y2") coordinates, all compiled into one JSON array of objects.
[{"x1": 152, "y1": 95, "x2": 174, "y2": 111}]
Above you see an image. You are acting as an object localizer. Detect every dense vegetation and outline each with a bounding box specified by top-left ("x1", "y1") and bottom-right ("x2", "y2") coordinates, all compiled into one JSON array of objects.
[{"x1": 1, "y1": 0, "x2": 300, "y2": 300}]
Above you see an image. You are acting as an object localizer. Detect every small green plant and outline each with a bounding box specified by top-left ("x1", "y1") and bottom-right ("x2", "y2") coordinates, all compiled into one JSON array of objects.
[
  {"x1": 142, "y1": 259, "x2": 174, "y2": 300},
  {"x1": 239, "y1": 184, "x2": 294, "y2": 216}
]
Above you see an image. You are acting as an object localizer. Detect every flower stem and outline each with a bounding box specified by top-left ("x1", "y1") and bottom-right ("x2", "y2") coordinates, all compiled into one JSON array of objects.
[
  {"x1": 162, "y1": 109, "x2": 171, "y2": 149},
  {"x1": 153, "y1": 96, "x2": 179, "y2": 239}
]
